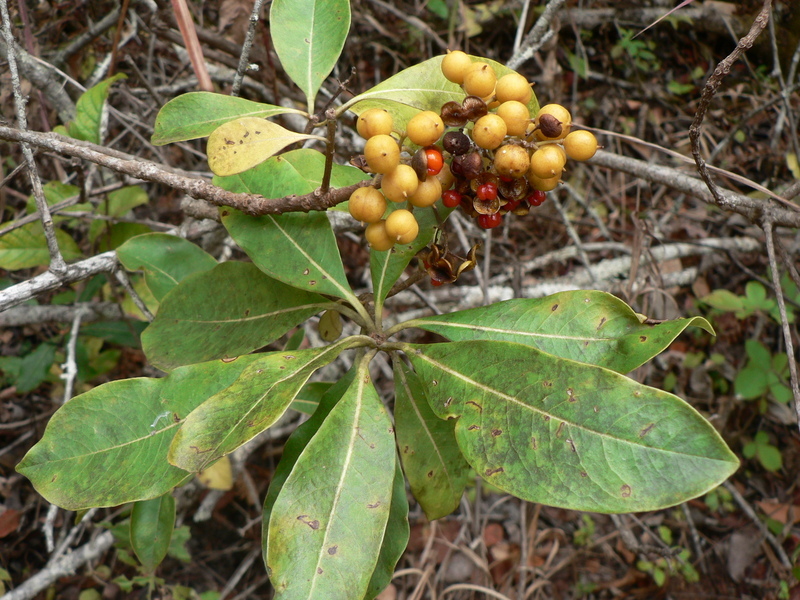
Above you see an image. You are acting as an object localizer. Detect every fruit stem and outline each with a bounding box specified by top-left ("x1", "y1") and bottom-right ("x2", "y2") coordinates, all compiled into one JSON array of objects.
[{"x1": 319, "y1": 109, "x2": 337, "y2": 195}]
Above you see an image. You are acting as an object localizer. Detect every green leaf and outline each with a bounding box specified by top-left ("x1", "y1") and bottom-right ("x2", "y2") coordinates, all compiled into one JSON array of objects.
[
  {"x1": 116, "y1": 233, "x2": 217, "y2": 302},
  {"x1": 362, "y1": 456, "x2": 409, "y2": 600},
  {"x1": 130, "y1": 493, "x2": 175, "y2": 573},
  {"x1": 393, "y1": 359, "x2": 468, "y2": 520},
  {"x1": 344, "y1": 55, "x2": 539, "y2": 135},
  {"x1": 403, "y1": 340, "x2": 739, "y2": 513},
  {"x1": 262, "y1": 367, "x2": 357, "y2": 558},
  {"x1": 89, "y1": 186, "x2": 149, "y2": 244},
  {"x1": 221, "y1": 211, "x2": 353, "y2": 301},
  {"x1": 63, "y1": 73, "x2": 126, "y2": 144},
  {"x1": 700, "y1": 289, "x2": 746, "y2": 314},
  {"x1": 744, "y1": 339, "x2": 771, "y2": 369},
  {"x1": 16, "y1": 355, "x2": 265, "y2": 510},
  {"x1": 207, "y1": 117, "x2": 325, "y2": 177},
  {"x1": 405, "y1": 291, "x2": 714, "y2": 374},
  {"x1": 216, "y1": 150, "x2": 360, "y2": 303},
  {"x1": 0, "y1": 222, "x2": 81, "y2": 270},
  {"x1": 270, "y1": 0, "x2": 351, "y2": 110},
  {"x1": 168, "y1": 338, "x2": 363, "y2": 472},
  {"x1": 94, "y1": 222, "x2": 152, "y2": 252},
  {"x1": 290, "y1": 381, "x2": 334, "y2": 415},
  {"x1": 12, "y1": 343, "x2": 56, "y2": 393},
  {"x1": 266, "y1": 353, "x2": 395, "y2": 600},
  {"x1": 152, "y1": 92, "x2": 306, "y2": 145},
  {"x1": 757, "y1": 443, "x2": 782, "y2": 472},
  {"x1": 25, "y1": 181, "x2": 91, "y2": 220},
  {"x1": 141, "y1": 261, "x2": 331, "y2": 371}
]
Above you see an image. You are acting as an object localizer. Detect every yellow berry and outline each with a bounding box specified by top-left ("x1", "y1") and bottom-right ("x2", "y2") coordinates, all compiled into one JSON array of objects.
[
  {"x1": 348, "y1": 187, "x2": 387, "y2": 223},
  {"x1": 495, "y1": 73, "x2": 532, "y2": 104},
  {"x1": 356, "y1": 108, "x2": 393, "y2": 139},
  {"x1": 563, "y1": 130, "x2": 598, "y2": 161},
  {"x1": 385, "y1": 209, "x2": 419, "y2": 244},
  {"x1": 441, "y1": 50, "x2": 472, "y2": 84},
  {"x1": 529, "y1": 144, "x2": 567, "y2": 179},
  {"x1": 365, "y1": 220, "x2": 395, "y2": 251},
  {"x1": 493, "y1": 144, "x2": 530, "y2": 179},
  {"x1": 526, "y1": 171, "x2": 561, "y2": 192},
  {"x1": 463, "y1": 63, "x2": 497, "y2": 98},
  {"x1": 471, "y1": 114, "x2": 507, "y2": 150},
  {"x1": 496, "y1": 100, "x2": 530, "y2": 137},
  {"x1": 381, "y1": 164, "x2": 419, "y2": 203},
  {"x1": 409, "y1": 175, "x2": 442, "y2": 208},
  {"x1": 364, "y1": 134, "x2": 400, "y2": 174},
  {"x1": 406, "y1": 111, "x2": 445, "y2": 147}
]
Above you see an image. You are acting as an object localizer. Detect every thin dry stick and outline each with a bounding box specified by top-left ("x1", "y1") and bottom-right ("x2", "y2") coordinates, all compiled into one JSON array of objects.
[
  {"x1": 231, "y1": 0, "x2": 266, "y2": 97},
  {"x1": 763, "y1": 220, "x2": 800, "y2": 429},
  {"x1": 688, "y1": 0, "x2": 772, "y2": 212},
  {"x1": 507, "y1": 0, "x2": 566, "y2": 70},
  {"x1": 171, "y1": 0, "x2": 213, "y2": 91},
  {"x1": 0, "y1": 0, "x2": 66, "y2": 273}
]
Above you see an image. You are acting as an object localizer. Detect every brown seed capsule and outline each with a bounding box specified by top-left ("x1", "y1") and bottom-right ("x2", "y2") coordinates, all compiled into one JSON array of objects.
[
  {"x1": 472, "y1": 195, "x2": 501, "y2": 215},
  {"x1": 461, "y1": 96, "x2": 488, "y2": 121},
  {"x1": 537, "y1": 113, "x2": 564, "y2": 139},
  {"x1": 451, "y1": 151, "x2": 483, "y2": 180},
  {"x1": 443, "y1": 131, "x2": 471, "y2": 156},
  {"x1": 498, "y1": 176, "x2": 529, "y2": 201},
  {"x1": 440, "y1": 101, "x2": 468, "y2": 128},
  {"x1": 411, "y1": 147, "x2": 429, "y2": 181}
]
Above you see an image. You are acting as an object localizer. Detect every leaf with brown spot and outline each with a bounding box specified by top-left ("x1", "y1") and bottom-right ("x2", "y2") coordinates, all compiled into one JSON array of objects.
[
  {"x1": 404, "y1": 291, "x2": 714, "y2": 374},
  {"x1": 266, "y1": 354, "x2": 395, "y2": 600},
  {"x1": 393, "y1": 360, "x2": 469, "y2": 520},
  {"x1": 404, "y1": 340, "x2": 739, "y2": 514}
]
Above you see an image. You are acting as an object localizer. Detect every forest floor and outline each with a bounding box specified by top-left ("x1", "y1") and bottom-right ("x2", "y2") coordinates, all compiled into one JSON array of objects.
[{"x1": 1, "y1": 0, "x2": 800, "y2": 599}]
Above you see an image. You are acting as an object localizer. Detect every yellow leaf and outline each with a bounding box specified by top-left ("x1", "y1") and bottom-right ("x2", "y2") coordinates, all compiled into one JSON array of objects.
[
  {"x1": 787, "y1": 152, "x2": 800, "y2": 180},
  {"x1": 318, "y1": 309, "x2": 343, "y2": 341},
  {"x1": 196, "y1": 456, "x2": 233, "y2": 490},
  {"x1": 206, "y1": 117, "x2": 325, "y2": 176}
]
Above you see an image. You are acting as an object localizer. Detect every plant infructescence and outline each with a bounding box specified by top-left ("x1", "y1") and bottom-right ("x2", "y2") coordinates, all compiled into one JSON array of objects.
[{"x1": 16, "y1": 1, "x2": 738, "y2": 598}]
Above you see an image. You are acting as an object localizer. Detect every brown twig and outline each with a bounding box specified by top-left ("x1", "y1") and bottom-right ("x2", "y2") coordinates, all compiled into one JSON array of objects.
[
  {"x1": 0, "y1": 126, "x2": 373, "y2": 216},
  {"x1": 688, "y1": 0, "x2": 772, "y2": 213}
]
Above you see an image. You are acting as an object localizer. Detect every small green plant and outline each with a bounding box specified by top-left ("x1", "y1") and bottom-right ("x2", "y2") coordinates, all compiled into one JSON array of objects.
[
  {"x1": 636, "y1": 525, "x2": 700, "y2": 587},
  {"x1": 742, "y1": 430, "x2": 783, "y2": 472},
  {"x1": 573, "y1": 514, "x2": 596, "y2": 547},
  {"x1": 734, "y1": 339, "x2": 792, "y2": 409},
  {"x1": 610, "y1": 26, "x2": 661, "y2": 74},
  {"x1": 701, "y1": 279, "x2": 797, "y2": 325},
  {"x1": 14, "y1": 1, "x2": 739, "y2": 598}
]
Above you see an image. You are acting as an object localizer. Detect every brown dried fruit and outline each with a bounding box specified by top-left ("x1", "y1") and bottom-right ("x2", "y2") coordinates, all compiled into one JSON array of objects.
[
  {"x1": 443, "y1": 131, "x2": 471, "y2": 156},
  {"x1": 451, "y1": 151, "x2": 483, "y2": 179},
  {"x1": 440, "y1": 101, "x2": 468, "y2": 127},
  {"x1": 461, "y1": 96, "x2": 488, "y2": 121}
]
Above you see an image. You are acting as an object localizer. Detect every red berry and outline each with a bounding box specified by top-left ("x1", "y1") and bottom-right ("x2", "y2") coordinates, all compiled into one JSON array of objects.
[
  {"x1": 431, "y1": 278, "x2": 445, "y2": 286},
  {"x1": 528, "y1": 190, "x2": 546, "y2": 206},
  {"x1": 503, "y1": 199, "x2": 521, "y2": 212},
  {"x1": 477, "y1": 213, "x2": 503, "y2": 229},
  {"x1": 424, "y1": 148, "x2": 444, "y2": 176},
  {"x1": 442, "y1": 189, "x2": 462, "y2": 208},
  {"x1": 476, "y1": 182, "x2": 498, "y2": 201}
]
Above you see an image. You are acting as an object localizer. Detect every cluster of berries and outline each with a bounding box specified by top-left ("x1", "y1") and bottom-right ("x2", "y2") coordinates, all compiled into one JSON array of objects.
[
  {"x1": 350, "y1": 107, "x2": 449, "y2": 251},
  {"x1": 348, "y1": 51, "x2": 599, "y2": 251}
]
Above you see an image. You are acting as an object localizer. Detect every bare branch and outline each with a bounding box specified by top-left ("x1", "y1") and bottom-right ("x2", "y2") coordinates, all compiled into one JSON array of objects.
[
  {"x1": 0, "y1": 2, "x2": 66, "y2": 272},
  {"x1": 0, "y1": 126, "x2": 373, "y2": 216},
  {"x1": 689, "y1": 0, "x2": 773, "y2": 210}
]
